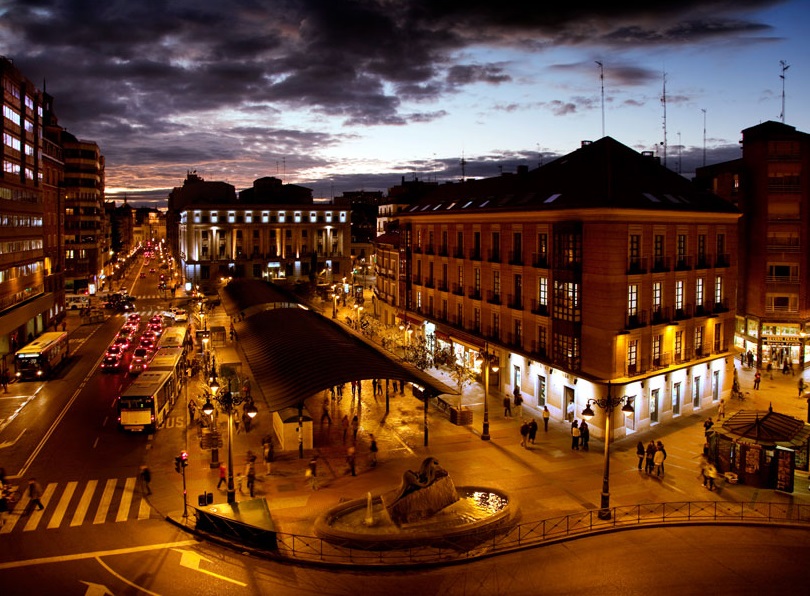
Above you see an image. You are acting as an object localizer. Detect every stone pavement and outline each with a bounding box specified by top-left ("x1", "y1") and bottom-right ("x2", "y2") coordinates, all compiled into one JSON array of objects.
[{"x1": 158, "y1": 291, "x2": 810, "y2": 543}]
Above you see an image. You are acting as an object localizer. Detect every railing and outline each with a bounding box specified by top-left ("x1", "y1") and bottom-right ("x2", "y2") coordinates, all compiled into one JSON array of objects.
[{"x1": 269, "y1": 501, "x2": 810, "y2": 567}]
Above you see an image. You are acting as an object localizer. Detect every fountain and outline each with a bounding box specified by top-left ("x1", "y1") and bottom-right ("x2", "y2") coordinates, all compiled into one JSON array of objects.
[{"x1": 314, "y1": 457, "x2": 518, "y2": 550}]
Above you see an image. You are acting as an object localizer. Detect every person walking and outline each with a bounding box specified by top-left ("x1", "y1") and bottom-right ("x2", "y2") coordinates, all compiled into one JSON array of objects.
[
  {"x1": 0, "y1": 368, "x2": 8, "y2": 393},
  {"x1": 579, "y1": 420, "x2": 590, "y2": 451},
  {"x1": 27, "y1": 477, "x2": 44, "y2": 512},
  {"x1": 542, "y1": 406, "x2": 550, "y2": 432},
  {"x1": 753, "y1": 370, "x2": 761, "y2": 389},
  {"x1": 503, "y1": 395, "x2": 512, "y2": 418},
  {"x1": 217, "y1": 462, "x2": 227, "y2": 489},
  {"x1": 766, "y1": 361, "x2": 773, "y2": 380},
  {"x1": 346, "y1": 446, "x2": 357, "y2": 476},
  {"x1": 798, "y1": 377, "x2": 805, "y2": 398},
  {"x1": 321, "y1": 396, "x2": 332, "y2": 427},
  {"x1": 636, "y1": 441, "x2": 645, "y2": 470},
  {"x1": 262, "y1": 436, "x2": 274, "y2": 475},
  {"x1": 704, "y1": 417, "x2": 714, "y2": 438},
  {"x1": 341, "y1": 414, "x2": 350, "y2": 445},
  {"x1": 700, "y1": 457, "x2": 719, "y2": 491},
  {"x1": 656, "y1": 440, "x2": 668, "y2": 474},
  {"x1": 369, "y1": 434, "x2": 379, "y2": 467},
  {"x1": 139, "y1": 465, "x2": 152, "y2": 496},
  {"x1": 513, "y1": 388, "x2": 523, "y2": 418},
  {"x1": 351, "y1": 415, "x2": 359, "y2": 443},
  {"x1": 717, "y1": 399, "x2": 726, "y2": 420},
  {"x1": 307, "y1": 456, "x2": 319, "y2": 491},
  {"x1": 528, "y1": 418, "x2": 538, "y2": 444},
  {"x1": 571, "y1": 420, "x2": 580, "y2": 450},
  {"x1": 645, "y1": 441, "x2": 657, "y2": 474},
  {"x1": 0, "y1": 486, "x2": 7, "y2": 527},
  {"x1": 519, "y1": 420, "x2": 530, "y2": 448},
  {"x1": 245, "y1": 459, "x2": 256, "y2": 497}
]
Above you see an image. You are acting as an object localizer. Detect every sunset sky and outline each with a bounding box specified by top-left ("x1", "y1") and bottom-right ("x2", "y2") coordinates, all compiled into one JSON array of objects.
[{"x1": 2, "y1": 0, "x2": 808, "y2": 205}]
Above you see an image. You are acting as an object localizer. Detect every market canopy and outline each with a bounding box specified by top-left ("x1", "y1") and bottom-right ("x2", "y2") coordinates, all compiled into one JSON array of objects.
[
  {"x1": 720, "y1": 408, "x2": 810, "y2": 448},
  {"x1": 219, "y1": 279, "x2": 456, "y2": 412}
]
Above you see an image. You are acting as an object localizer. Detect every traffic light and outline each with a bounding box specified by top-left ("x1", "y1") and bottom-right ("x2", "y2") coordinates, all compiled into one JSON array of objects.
[
  {"x1": 180, "y1": 450, "x2": 189, "y2": 468},
  {"x1": 175, "y1": 451, "x2": 189, "y2": 473},
  {"x1": 174, "y1": 456, "x2": 182, "y2": 473}
]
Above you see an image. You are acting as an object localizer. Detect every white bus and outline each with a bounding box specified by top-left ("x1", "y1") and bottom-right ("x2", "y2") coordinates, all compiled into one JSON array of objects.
[
  {"x1": 14, "y1": 332, "x2": 70, "y2": 380},
  {"x1": 157, "y1": 325, "x2": 189, "y2": 353},
  {"x1": 149, "y1": 347, "x2": 186, "y2": 387},
  {"x1": 65, "y1": 293, "x2": 90, "y2": 310},
  {"x1": 117, "y1": 370, "x2": 178, "y2": 432}
]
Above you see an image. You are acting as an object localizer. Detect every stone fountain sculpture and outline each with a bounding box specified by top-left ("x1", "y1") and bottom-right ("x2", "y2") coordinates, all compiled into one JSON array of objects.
[{"x1": 381, "y1": 457, "x2": 459, "y2": 526}]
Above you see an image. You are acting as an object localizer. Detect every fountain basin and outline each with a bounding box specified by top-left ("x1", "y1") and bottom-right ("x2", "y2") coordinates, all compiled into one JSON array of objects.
[{"x1": 314, "y1": 486, "x2": 519, "y2": 551}]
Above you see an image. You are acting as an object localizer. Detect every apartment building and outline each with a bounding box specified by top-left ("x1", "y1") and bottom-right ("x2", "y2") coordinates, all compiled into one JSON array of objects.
[
  {"x1": 0, "y1": 57, "x2": 63, "y2": 365},
  {"x1": 169, "y1": 173, "x2": 351, "y2": 292},
  {"x1": 395, "y1": 137, "x2": 741, "y2": 438}
]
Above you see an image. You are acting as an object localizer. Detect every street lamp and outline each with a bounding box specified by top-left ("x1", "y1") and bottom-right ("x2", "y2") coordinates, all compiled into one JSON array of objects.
[
  {"x1": 581, "y1": 383, "x2": 634, "y2": 520},
  {"x1": 353, "y1": 304, "x2": 364, "y2": 328},
  {"x1": 330, "y1": 284, "x2": 338, "y2": 319},
  {"x1": 477, "y1": 344, "x2": 499, "y2": 441},
  {"x1": 202, "y1": 370, "x2": 257, "y2": 504}
]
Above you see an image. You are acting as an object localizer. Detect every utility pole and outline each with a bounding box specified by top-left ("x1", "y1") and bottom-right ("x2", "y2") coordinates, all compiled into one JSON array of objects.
[
  {"x1": 780, "y1": 60, "x2": 790, "y2": 124},
  {"x1": 595, "y1": 61, "x2": 605, "y2": 138},
  {"x1": 701, "y1": 108, "x2": 707, "y2": 167}
]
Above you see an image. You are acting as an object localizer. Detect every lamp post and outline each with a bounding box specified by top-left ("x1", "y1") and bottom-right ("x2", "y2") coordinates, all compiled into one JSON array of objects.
[
  {"x1": 202, "y1": 370, "x2": 257, "y2": 504},
  {"x1": 581, "y1": 383, "x2": 634, "y2": 520},
  {"x1": 477, "y1": 343, "x2": 499, "y2": 441},
  {"x1": 330, "y1": 284, "x2": 338, "y2": 319}
]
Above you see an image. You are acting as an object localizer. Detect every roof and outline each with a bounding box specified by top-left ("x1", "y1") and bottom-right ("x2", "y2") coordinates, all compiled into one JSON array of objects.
[
  {"x1": 403, "y1": 137, "x2": 740, "y2": 216},
  {"x1": 220, "y1": 280, "x2": 456, "y2": 412},
  {"x1": 719, "y1": 408, "x2": 810, "y2": 448}
]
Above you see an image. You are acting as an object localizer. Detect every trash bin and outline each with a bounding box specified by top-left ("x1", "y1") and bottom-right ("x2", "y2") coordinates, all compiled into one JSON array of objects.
[
  {"x1": 450, "y1": 407, "x2": 473, "y2": 426},
  {"x1": 198, "y1": 492, "x2": 213, "y2": 506}
]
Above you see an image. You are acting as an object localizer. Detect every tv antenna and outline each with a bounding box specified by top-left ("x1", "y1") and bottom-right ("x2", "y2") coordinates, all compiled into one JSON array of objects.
[
  {"x1": 595, "y1": 61, "x2": 605, "y2": 138},
  {"x1": 701, "y1": 108, "x2": 707, "y2": 167},
  {"x1": 779, "y1": 60, "x2": 790, "y2": 123},
  {"x1": 460, "y1": 152, "x2": 467, "y2": 182},
  {"x1": 661, "y1": 71, "x2": 668, "y2": 168}
]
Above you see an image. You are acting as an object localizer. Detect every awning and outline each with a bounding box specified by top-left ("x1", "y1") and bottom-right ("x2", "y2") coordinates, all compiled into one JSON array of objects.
[
  {"x1": 450, "y1": 334, "x2": 485, "y2": 352},
  {"x1": 0, "y1": 293, "x2": 55, "y2": 337},
  {"x1": 434, "y1": 330, "x2": 451, "y2": 341}
]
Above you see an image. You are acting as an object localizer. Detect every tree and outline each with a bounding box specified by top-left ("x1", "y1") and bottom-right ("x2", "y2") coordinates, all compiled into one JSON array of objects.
[{"x1": 448, "y1": 356, "x2": 476, "y2": 407}]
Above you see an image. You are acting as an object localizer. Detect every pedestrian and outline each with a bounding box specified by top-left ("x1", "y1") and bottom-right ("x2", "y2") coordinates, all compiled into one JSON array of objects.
[
  {"x1": 528, "y1": 418, "x2": 538, "y2": 444},
  {"x1": 513, "y1": 388, "x2": 523, "y2": 417},
  {"x1": 700, "y1": 457, "x2": 718, "y2": 491},
  {"x1": 217, "y1": 462, "x2": 227, "y2": 489},
  {"x1": 262, "y1": 437, "x2": 274, "y2": 475},
  {"x1": 0, "y1": 369, "x2": 8, "y2": 393},
  {"x1": 783, "y1": 360, "x2": 790, "y2": 375},
  {"x1": 321, "y1": 396, "x2": 332, "y2": 426},
  {"x1": 519, "y1": 420, "x2": 530, "y2": 447},
  {"x1": 61, "y1": 321, "x2": 67, "y2": 332},
  {"x1": 542, "y1": 406, "x2": 550, "y2": 431},
  {"x1": 346, "y1": 446, "x2": 356, "y2": 476},
  {"x1": 235, "y1": 473, "x2": 244, "y2": 494},
  {"x1": 139, "y1": 465, "x2": 152, "y2": 496},
  {"x1": 767, "y1": 361, "x2": 773, "y2": 380},
  {"x1": 717, "y1": 399, "x2": 726, "y2": 420},
  {"x1": 753, "y1": 371, "x2": 761, "y2": 389},
  {"x1": 636, "y1": 441, "x2": 645, "y2": 470},
  {"x1": 579, "y1": 420, "x2": 590, "y2": 451},
  {"x1": 571, "y1": 420, "x2": 580, "y2": 450},
  {"x1": 654, "y1": 444, "x2": 666, "y2": 477},
  {"x1": 0, "y1": 487, "x2": 7, "y2": 527},
  {"x1": 234, "y1": 414, "x2": 241, "y2": 433},
  {"x1": 341, "y1": 414, "x2": 350, "y2": 445},
  {"x1": 188, "y1": 399, "x2": 196, "y2": 423},
  {"x1": 503, "y1": 395, "x2": 512, "y2": 418},
  {"x1": 799, "y1": 378, "x2": 805, "y2": 398},
  {"x1": 656, "y1": 440, "x2": 667, "y2": 474},
  {"x1": 242, "y1": 408, "x2": 252, "y2": 433},
  {"x1": 645, "y1": 441, "x2": 656, "y2": 474},
  {"x1": 351, "y1": 380, "x2": 357, "y2": 398},
  {"x1": 307, "y1": 456, "x2": 319, "y2": 491},
  {"x1": 369, "y1": 434, "x2": 379, "y2": 467},
  {"x1": 27, "y1": 477, "x2": 44, "y2": 511},
  {"x1": 703, "y1": 417, "x2": 714, "y2": 437},
  {"x1": 351, "y1": 415, "x2": 359, "y2": 443},
  {"x1": 245, "y1": 460, "x2": 256, "y2": 497}
]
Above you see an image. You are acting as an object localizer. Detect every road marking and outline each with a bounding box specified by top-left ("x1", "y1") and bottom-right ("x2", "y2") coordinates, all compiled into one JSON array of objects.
[
  {"x1": 24, "y1": 482, "x2": 56, "y2": 531},
  {"x1": 71, "y1": 479, "x2": 97, "y2": 526},
  {"x1": 0, "y1": 540, "x2": 198, "y2": 570},
  {"x1": 79, "y1": 581, "x2": 114, "y2": 596},
  {"x1": 116, "y1": 477, "x2": 135, "y2": 522},
  {"x1": 0, "y1": 428, "x2": 27, "y2": 449},
  {"x1": 94, "y1": 479, "x2": 117, "y2": 524},
  {"x1": 48, "y1": 481, "x2": 77, "y2": 529},
  {"x1": 174, "y1": 549, "x2": 247, "y2": 587}
]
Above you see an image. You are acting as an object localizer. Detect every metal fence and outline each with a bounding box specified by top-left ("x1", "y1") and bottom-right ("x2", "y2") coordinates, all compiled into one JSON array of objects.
[{"x1": 272, "y1": 501, "x2": 810, "y2": 567}]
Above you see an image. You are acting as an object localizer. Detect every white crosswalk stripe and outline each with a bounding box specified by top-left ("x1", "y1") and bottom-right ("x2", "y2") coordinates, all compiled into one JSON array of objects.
[{"x1": 0, "y1": 477, "x2": 154, "y2": 533}]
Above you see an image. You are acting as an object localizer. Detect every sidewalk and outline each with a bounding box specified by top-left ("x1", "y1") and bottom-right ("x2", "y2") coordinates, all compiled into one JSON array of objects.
[{"x1": 161, "y1": 288, "x2": 810, "y2": 545}]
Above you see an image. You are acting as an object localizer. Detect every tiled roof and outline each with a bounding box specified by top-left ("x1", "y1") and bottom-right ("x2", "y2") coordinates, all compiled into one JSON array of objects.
[{"x1": 403, "y1": 137, "x2": 739, "y2": 216}]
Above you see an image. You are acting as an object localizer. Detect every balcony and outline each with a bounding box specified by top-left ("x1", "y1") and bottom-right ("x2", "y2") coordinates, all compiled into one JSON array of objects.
[
  {"x1": 650, "y1": 305, "x2": 671, "y2": 325},
  {"x1": 695, "y1": 254, "x2": 711, "y2": 270},
  {"x1": 627, "y1": 256, "x2": 647, "y2": 275},
  {"x1": 469, "y1": 249, "x2": 482, "y2": 261},
  {"x1": 468, "y1": 288, "x2": 482, "y2": 300},
  {"x1": 487, "y1": 249, "x2": 501, "y2": 264},
  {"x1": 713, "y1": 299, "x2": 730, "y2": 313},
  {"x1": 453, "y1": 248, "x2": 465, "y2": 259},
  {"x1": 626, "y1": 310, "x2": 648, "y2": 329},
  {"x1": 767, "y1": 240, "x2": 800, "y2": 252},
  {"x1": 424, "y1": 277, "x2": 435, "y2": 289},
  {"x1": 506, "y1": 332, "x2": 522, "y2": 348},
  {"x1": 412, "y1": 245, "x2": 423, "y2": 254},
  {"x1": 486, "y1": 291, "x2": 502, "y2": 305},
  {"x1": 532, "y1": 252, "x2": 549, "y2": 268},
  {"x1": 412, "y1": 275, "x2": 423, "y2": 286},
  {"x1": 452, "y1": 283, "x2": 464, "y2": 296},
  {"x1": 507, "y1": 293, "x2": 523, "y2": 310},
  {"x1": 425, "y1": 245, "x2": 435, "y2": 255},
  {"x1": 715, "y1": 253, "x2": 730, "y2": 268},
  {"x1": 438, "y1": 280, "x2": 449, "y2": 292},
  {"x1": 673, "y1": 303, "x2": 693, "y2": 321},
  {"x1": 508, "y1": 251, "x2": 523, "y2": 266},
  {"x1": 674, "y1": 255, "x2": 692, "y2": 271},
  {"x1": 530, "y1": 299, "x2": 549, "y2": 316},
  {"x1": 530, "y1": 341, "x2": 548, "y2": 359},
  {"x1": 438, "y1": 245, "x2": 449, "y2": 257},
  {"x1": 766, "y1": 275, "x2": 800, "y2": 284},
  {"x1": 651, "y1": 256, "x2": 670, "y2": 273},
  {"x1": 483, "y1": 325, "x2": 499, "y2": 341}
]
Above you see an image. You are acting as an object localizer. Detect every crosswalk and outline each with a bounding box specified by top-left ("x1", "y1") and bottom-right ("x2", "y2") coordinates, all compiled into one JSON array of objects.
[{"x1": 0, "y1": 477, "x2": 154, "y2": 534}]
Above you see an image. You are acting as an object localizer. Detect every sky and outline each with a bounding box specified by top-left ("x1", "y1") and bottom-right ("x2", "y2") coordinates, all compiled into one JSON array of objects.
[{"x1": 2, "y1": 0, "x2": 809, "y2": 206}]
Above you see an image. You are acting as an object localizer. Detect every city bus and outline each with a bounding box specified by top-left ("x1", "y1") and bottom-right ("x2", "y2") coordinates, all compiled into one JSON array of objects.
[
  {"x1": 148, "y1": 347, "x2": 186, "y2": 387},
  {"x1": 14, "y1": 332, "x2": 70, "y2": 380},
  {"x1": 117, "y1": 370, "x2": 178, "y2": 432},
  {"x1": 157, "y1": 325, "x2": 189, "y2": 354}
]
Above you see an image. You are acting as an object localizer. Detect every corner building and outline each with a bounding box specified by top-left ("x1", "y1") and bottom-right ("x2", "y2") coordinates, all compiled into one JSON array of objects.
[{"x1": 397, "y1": 137, "x2": 741, "y2": 438}]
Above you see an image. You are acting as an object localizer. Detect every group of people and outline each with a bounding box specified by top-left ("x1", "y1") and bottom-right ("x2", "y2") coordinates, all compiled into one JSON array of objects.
[
  {"x1": 570, "y1": 420, "x2": 590, "y2": 450},
  {"x1": 637, "y1": 440, "x2": 667, "y2": 476}
]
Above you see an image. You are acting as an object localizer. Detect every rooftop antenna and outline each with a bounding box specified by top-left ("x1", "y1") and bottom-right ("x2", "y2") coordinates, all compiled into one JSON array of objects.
[
  {"x1": 460, "y1": 152, "x2": 467, "y2": 182},
  {"x1": 701, "y1": 108, "x2": 707, "y2": 167},
  {"x1": 779, "y1": 60, "x2": 790, "y2": 123},
  {"x1": 677, "y1": 131, "x2": 682, "y2": 174},
  {"x1": 595, "y1": 61, "x2": 605, "y2": 138},
  {"x1": 661, "y1": 70, "x2": 668, "y2": 168}
]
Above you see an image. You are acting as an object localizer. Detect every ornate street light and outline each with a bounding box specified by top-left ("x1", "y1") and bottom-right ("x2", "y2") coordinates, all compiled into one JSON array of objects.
[
  {"x1": 477, "y1": 344, "x2": 499, "y2": 441},
  {"x1": 330, "y1": 284, "x2": 338, "y2": 319},
  {"x1": 202, "y1": 369, "x2": 257, "y2": 504},
  {"x1": 581, "y1": 383, "x2": 635, "y2": 520}
]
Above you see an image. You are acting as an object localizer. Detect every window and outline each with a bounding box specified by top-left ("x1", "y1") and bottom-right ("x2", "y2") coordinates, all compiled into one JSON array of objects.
[
  {"x1": 457, "y1": 265, "x2": 463, "y2": 286},
  {"x1": 716, "y1": 234, "x2": 725, "y2": 259},
  {"x1": 652, "y1": 334, "x2": 661, "y2": 365},
  {"x1": 474, "y1": 268, "x2": 481, "y2": 293},
  {"x1": 537, "y1": 374, "x2": 546, "y2": 406},
  {"x1": 537, "y1": 233, "x2": 548, "y2": 265},
  {"x1": 677, "y1": 234, "x2": 687, "y2": 264},
  {"x1": 654, "y1": 234, "x2": 664, "y2": 259},
  {"x1": 537, "y1": 325, "x2": 547, "y2": 356},
  {"x1": 697, "y1": 234, "x2": 706, "y2": 261},
  {"x1": 456, "y1": 231, "x2": 463, "y2": 255},
  {"x1": 652, "y1": 281, "x2": 662, "y2": 312},
  {"x1": 675, "y1": 280, "x2": 684, "y2": 311},
  {"x1": 627, "y1": 339, "x2": 638, "y2": 373},
  {"x1": 628, "y1": 284, "x2": 639, "y2": 316},
  {"x1": 473, "y1": 307, "x2": 481, "y2": 331},
  {"x1": 714, "y1": 322, "x2": 722, "y2": 353},
  {"x1": 514, "y1": 320, "x2": 522, "y2": 345},
  {"x1": 493, "y1": 270, "x2": 500, "y2": 297},
  {"x1": 553, "y1": 333, "x2": 580, "y2": 370},
  {"x1": 629, "y1": 234, "x2": 641, "y2": 259},
  {"x1": 714, "y1": 276, "x2": 723, "y2": 306},
  {"x1": 512, "y1": 232, "x2": 522, "y2": 263},
  {"x1": 513, "y1": 274, "x2": 522, "y2": 304},
  {"x1": 675, "y1": 330, "x2": 683, "y2": 360},
  {"x1": 539, "y1": 277, "x2": 548, "y2": 306},
  {"x1": 491, "y1": 232, "x2": 500, "y2": 260},
  {"x1": 695, "y1": 326, "x2": 704, "y2": 355},
  {"x1": 492, "y1": 313, "x2": 500, "y2": 337},
  {"x1": 672, "y1": 382, "x2": 681, "y2": 415},
  {"x1": 553, "y1": 281, "x2": 580, "y2": 322},
  {"x1": 696, "y1": 278, "x2": 704, "y2": 307}
]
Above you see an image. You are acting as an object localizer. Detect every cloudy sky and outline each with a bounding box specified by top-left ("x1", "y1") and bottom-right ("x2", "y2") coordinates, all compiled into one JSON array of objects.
[{"x1": 2, "y1": 0, "x2": 808, "y2": 204}]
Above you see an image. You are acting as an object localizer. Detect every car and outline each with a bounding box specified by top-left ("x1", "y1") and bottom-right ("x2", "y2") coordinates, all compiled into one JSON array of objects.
[
  {"x1": 113, "y1": 336, "x2": 131, "y2": 351},
  {"x1": 139, "y1": 337, "x2": 156, "y2": 351},
  {"x1": 148, "y1": 322, "x2": 163, "y2": 336},
  {"x1": 140, "y1": 272, "x2": 146, "y2": 278},
  {"x1": 100, "y1": 353, "x2": 124, "y2": 372},
  {"x1": 126, "y1": 313, "x2": 141, "y2": 325},
  {"x1": 105, "y1": 345, "x2": 123, "y2": 358},
  {"x1": 150, "y1": 314, "x2": 162, "y2": 324},
  {"x1": 149, "y1": 267, "x2": 156, "y2": 273},
  {"x1": 115, "y1": 302, "x2": 135, "y2": 313},
  {"x1": 173, "y1": 309, "x2": 188, "y2": 322},
  {"x1": 129, "y1": 348, "x2": 151, "y2": 374}
]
